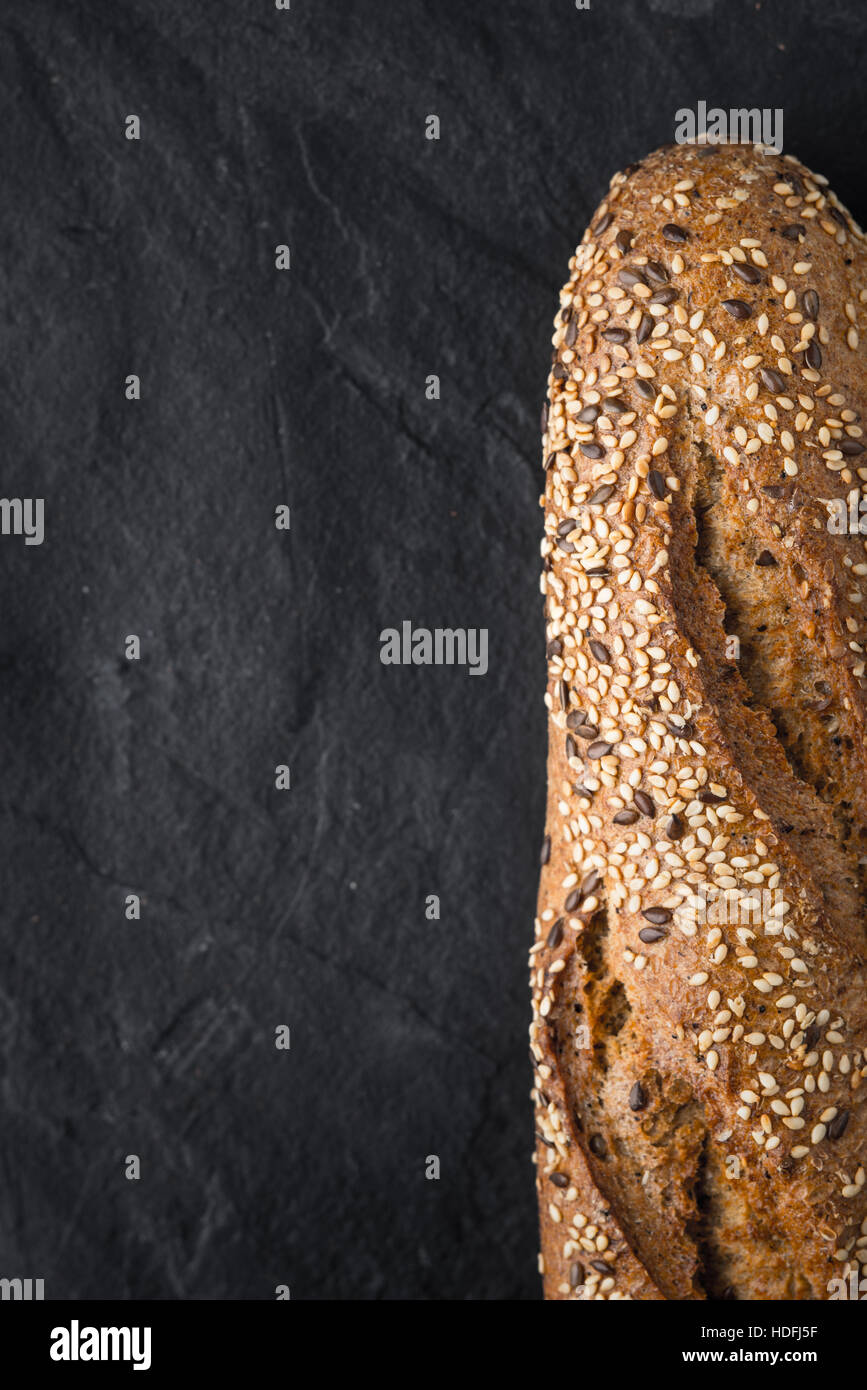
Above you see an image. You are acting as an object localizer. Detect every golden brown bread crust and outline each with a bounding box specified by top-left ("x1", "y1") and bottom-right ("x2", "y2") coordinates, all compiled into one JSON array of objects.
[{"x1": 532, "y1": 141, "x2": 867, "y2": 1301}]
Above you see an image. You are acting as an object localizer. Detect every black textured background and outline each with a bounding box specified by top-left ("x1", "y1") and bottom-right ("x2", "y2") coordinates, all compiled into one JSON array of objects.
[{"x1": 1, "y1": 0, "x2": 866, "y2": 1302}]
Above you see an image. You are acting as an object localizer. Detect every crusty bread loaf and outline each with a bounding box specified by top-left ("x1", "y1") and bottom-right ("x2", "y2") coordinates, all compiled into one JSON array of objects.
[{"x1": 532, "y1": 141, "x2": 867, "y2": 1300}]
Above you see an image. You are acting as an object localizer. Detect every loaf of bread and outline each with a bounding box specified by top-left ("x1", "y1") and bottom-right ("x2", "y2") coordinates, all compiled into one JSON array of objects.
[{"x1": 532, "y1": 141, "x2": 867, "y2": 1300}]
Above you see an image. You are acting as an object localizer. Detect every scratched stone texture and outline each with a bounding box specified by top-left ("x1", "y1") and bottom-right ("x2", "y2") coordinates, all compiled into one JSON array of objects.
[{"x1": 0, "y1": 0, "x2": 866, "y2": 1300}]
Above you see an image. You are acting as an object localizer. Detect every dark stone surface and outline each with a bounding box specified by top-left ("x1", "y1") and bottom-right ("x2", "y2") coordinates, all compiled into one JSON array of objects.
[{"x1": 0, "y1": 0, "x2": 865, "y2": 1300}]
